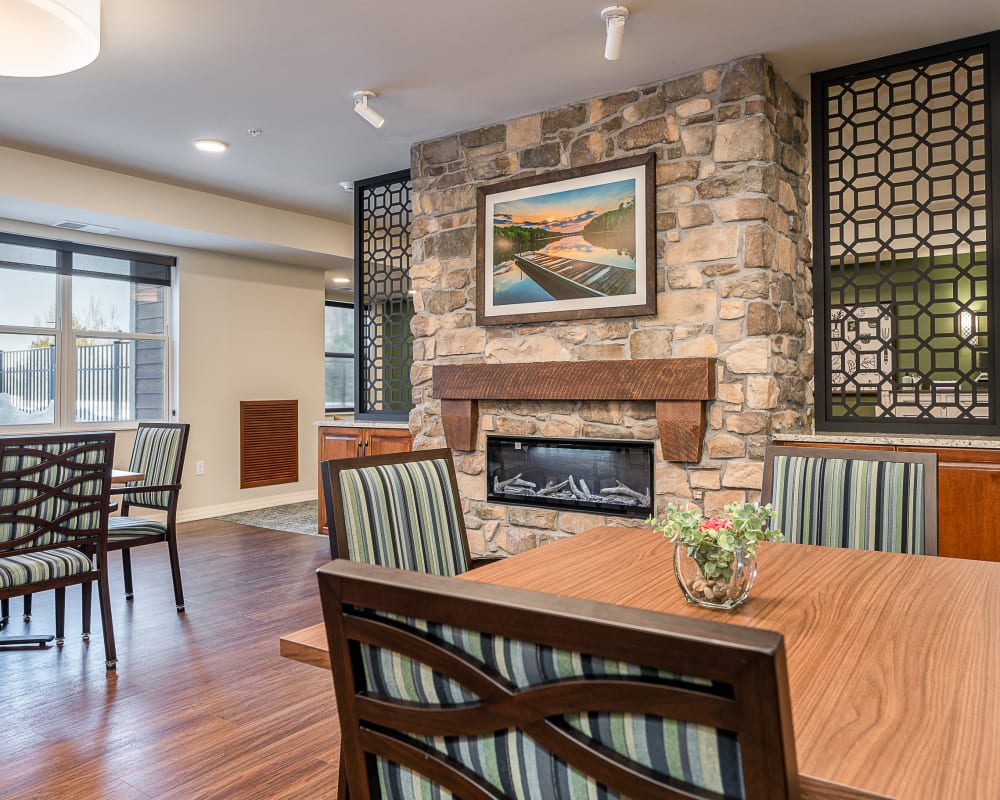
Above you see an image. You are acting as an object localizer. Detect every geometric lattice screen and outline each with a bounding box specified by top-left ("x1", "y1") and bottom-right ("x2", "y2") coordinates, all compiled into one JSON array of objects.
[
  {"x1": 355, "y1": 170, "x2": 414, "y2": 420},
  {"x1": 814, "y1": 36, "x2": 995, "y2": 430}
]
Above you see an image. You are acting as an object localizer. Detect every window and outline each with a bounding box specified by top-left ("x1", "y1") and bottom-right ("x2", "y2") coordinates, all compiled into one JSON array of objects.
[
  {"x1": 813, "y1": 32, "x2": 999, "y2": 433},
  {"x1": 0, "y1": 232, "x2": 174, "y2": 428},
  {"x1": 325, "y1": 301, "x2": 354, "y2": 412}
]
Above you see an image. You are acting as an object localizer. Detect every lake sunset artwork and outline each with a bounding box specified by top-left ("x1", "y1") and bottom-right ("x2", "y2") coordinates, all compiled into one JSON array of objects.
[
  {"x1": 492, "y1": 178, "x2": 638, "y2": 305},
  {"x1": 477, "y1": 154, "x2": 655, "y2": 325}
]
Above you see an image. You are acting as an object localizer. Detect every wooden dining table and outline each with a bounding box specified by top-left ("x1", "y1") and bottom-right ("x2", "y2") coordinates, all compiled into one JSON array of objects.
[
  {"x1": 281, "y1": 525, "x2": 1000, "y2": 800},
  {"x1": 111, "y1": 469, "x2": 144, "y2": 484}
]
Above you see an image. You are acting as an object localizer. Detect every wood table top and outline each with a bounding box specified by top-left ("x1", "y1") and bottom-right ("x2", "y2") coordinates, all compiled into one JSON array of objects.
[
  {"x1": 111, "y1": 469, "x2": 144, "y2": 484},
  {"x1": 282, "y1": 526, "x2": 1000, "y2": 800}
]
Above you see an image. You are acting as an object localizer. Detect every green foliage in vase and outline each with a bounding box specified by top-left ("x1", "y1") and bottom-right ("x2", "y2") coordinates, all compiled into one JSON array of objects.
[{"x1": 647, "y1": 502, "x2": 784, "y2": 580}]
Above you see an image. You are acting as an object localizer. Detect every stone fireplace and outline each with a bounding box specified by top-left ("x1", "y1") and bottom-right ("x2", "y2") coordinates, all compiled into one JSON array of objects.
[{"x1": 407, "y1": 55, "x2": 813, "y2": 556}]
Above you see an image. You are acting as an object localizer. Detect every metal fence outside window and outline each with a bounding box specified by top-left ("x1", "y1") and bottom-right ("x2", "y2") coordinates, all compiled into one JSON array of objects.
[{"x1": 0, "y1": 342, "x2": 133, "y2": 421}]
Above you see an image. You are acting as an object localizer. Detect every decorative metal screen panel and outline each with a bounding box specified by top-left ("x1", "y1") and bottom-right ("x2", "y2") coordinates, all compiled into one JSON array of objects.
[
  {"x1": 814, "y1": 35, "x2": 998, "y2": 431},
  {"x1": 355, "y1": 170, "x2": 413, "y2": 420}
]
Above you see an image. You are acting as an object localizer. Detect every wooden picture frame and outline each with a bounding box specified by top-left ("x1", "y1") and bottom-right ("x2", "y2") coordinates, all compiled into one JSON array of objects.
[{"x1": 476, "y1": 153, "x2": 656, "y2": 326}]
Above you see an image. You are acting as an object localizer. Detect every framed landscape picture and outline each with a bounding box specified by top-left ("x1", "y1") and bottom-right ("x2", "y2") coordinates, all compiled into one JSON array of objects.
[{"x1": 476, "y1": 153, "x2": 655, "y2": 325}]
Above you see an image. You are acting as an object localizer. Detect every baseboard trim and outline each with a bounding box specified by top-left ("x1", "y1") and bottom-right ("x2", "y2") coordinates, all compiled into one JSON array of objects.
[{"x1": 179, "y1": 490, "x2": 316, "y2": 523}]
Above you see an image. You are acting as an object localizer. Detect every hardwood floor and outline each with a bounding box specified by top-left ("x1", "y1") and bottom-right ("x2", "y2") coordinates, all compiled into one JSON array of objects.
[{"x1": 0, "y1": 520, "x2": 341, "y2": 799}]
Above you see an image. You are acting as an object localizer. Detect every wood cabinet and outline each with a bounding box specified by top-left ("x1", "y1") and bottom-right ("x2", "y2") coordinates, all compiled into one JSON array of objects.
[
  {"x1": 317, "y1": 426, "x2": 411, "y2": 535},
  {"x1": 775, "y1": 439, "x2": 1000, "y2": 562}
]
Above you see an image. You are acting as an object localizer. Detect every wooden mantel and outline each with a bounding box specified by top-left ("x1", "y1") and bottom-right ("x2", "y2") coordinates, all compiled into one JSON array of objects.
[{"x1": 432, "y1": 358, "x2": 715, "y2": 462}]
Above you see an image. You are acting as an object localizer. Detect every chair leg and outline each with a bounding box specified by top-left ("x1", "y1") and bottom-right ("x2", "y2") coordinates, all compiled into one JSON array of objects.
[
  {"x1": 338, "y1": 759, "x2": 349, "y2": 800},
  {"x1": 23, "y1": 593, "x2": 32, "y2": 622},
  {"x1": 122, "y1": 549, "x2": 134, "y2": 599},
  {"x1": 1, "y1": 597, "x2": 8, "y2": 627},
  {"x1": 97, "y1": 570, "x2": 117, "y2": 670},
  {"x1": 54, "y1": 587, "x2": 66, "y2": 646},
  {"x1": 167, "y1": 534, "x2": 185, "y2": 612},
  {"x1": 82, "y1": 582, "x2": 93, "y2": 640}
]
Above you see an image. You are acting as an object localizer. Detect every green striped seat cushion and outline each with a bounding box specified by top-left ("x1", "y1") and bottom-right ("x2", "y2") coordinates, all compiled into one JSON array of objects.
[
  {"x1": 357, "y1": 612, "x2": 743, "y2": 799},
  {"x1": 0, "y1": 547, "x2": 94, "y2": 588},
  {"x1": 769, "y1": 454, "x2": 926, "y2": 554},
  {"x1": 338, "y1": 459, "x2": 467, "y2": 575},
  {"x1": 123, "y1": 426, "x2": 183, "y2": 509},
  {"x1": 108, "y1": 515, "x2": 167, "y2": 541},
  {"x1": 1, "y1": 441, "x2": 106, "y2": 548}
]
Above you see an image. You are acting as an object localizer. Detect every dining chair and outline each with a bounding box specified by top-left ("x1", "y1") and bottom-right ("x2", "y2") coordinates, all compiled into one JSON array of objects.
[
  {"x1": 0, "y1": 431, "x2": 118, "y2": 668},
  {"x1": 319, "y1": 559, "x2": 800, "y2": 799},
  {"x1": 321, "y1": 447, "x2": 493, "y2": 571},
  {"x1": 107, "y1": 422, "x2": 190, "y2": 611},
  {"x1": 761, "y1": 445, "x2": 938, "y2": 555}
]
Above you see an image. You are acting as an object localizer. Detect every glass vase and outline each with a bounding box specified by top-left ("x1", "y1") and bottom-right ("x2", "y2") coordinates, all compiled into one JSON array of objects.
[{"x1": 673, "y1": 542, "x2": 757, "y2": 610}]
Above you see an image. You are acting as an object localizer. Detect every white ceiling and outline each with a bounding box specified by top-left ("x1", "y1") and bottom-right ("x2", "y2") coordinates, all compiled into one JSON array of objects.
[{"x1": 0, "y1": 0, "x2": 998, "y2": 230}]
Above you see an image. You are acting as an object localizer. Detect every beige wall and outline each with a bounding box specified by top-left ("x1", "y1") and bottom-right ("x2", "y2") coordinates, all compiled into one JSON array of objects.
[
  {"x1": 175, "y1": 249, "x2": 324, "y2": 518},
  {"x1": 0, "y1": 145, "x2": 352, "y2": 264},
  {"x1": 0, "y1": 218, "x2": 326, "y2": 520}
]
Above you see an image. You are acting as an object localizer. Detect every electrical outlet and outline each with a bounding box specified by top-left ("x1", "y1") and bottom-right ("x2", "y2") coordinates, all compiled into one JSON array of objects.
[{"x1": 195, "y1": 460, "x2": 205, "y2": 476}]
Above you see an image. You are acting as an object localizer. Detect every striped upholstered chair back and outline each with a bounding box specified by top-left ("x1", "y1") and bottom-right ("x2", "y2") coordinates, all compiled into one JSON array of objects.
[
  {"x1": 106, "y1": 422, "x2": 190, "y2": 613},
  {"x1": 120, "y1": 423, "x2": 189, "y2": 510},
  {"x1": 319, "y1": 560, "x2": 800, "y2": 799},
  {"x1": 322, "y1": 448, "x2": 471, "y2": 574},
  {"x1": 761, "y1": 445, "x2": 938, "y2": 556}
]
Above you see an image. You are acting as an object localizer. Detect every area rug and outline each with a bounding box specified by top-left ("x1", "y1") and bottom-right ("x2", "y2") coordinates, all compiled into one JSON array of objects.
[{"x1": 217, "y1": 500, "x2": 320, "y2": 536}]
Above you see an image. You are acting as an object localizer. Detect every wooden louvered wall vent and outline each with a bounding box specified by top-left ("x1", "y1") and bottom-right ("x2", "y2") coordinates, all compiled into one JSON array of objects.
[{"x1": 240, "y1": 400, "x2": 299, "y2": 489}]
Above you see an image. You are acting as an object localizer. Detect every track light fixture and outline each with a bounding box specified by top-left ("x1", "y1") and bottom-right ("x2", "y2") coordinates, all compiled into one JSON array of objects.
[
  {"x1": 353, "y1": 90, "x2": 385, "y2": 129},
  {"x1": 601, "y1": 5, "x2": 629, "y2": 61}
]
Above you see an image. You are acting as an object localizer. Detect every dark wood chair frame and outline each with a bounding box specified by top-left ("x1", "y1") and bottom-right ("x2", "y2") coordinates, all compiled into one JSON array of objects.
[
  {"x1": 761, "y1": 445, "x2": 939, "y2": 556},
  {"x1": 0, "y1": 432, "x2": 118, "y2": 669},
  {"x1": 319, "y1": 559, "x2": 801, "y2": 799},
  {"x1": 321, "y1": 447, "x2": 499, "y2": 569},
  {"x1": 108, "y1": 422, "x2": 191, "y2": 611}
]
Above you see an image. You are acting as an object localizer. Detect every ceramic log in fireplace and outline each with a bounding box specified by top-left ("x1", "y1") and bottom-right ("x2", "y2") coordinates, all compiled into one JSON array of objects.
[{"x1": 486, "y1": 435, "x2": 654, "y2": 519}]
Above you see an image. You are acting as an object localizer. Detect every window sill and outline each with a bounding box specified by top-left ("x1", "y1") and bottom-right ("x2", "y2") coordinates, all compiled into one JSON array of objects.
[{"x1": 0, "y1": 420, "x2": 155, "y2": 435}]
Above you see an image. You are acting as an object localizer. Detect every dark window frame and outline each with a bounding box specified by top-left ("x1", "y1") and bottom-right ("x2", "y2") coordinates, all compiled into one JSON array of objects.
[{"x1": 325, "y1": 299, "x2": 354, "y2": 413}]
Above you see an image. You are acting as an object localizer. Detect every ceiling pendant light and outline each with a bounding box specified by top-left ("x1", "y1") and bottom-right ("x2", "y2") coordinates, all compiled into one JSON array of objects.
[
  {"x1": 601, "y1": 5, "x2": 629, "y2": 61},
  {"x1": 0, "y1": 0, "x2": 101, "y2": 77},
  {"x1": 353, "y1": 90, "x2": 385, "y2": 129}
]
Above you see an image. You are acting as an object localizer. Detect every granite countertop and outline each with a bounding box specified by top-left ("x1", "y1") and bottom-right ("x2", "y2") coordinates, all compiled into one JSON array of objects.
[
  {"x1": 314, "y1": 419, "x2": 410, "y2": 430},
  {"x1": 778, "y1": 432, "x2": 1000, "y2": 450}
]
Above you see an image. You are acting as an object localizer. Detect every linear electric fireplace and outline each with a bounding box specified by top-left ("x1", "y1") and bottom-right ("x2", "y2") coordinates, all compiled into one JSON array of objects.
[{"x1": 486, "y1": 435, "x2": 654, "y2": 518}]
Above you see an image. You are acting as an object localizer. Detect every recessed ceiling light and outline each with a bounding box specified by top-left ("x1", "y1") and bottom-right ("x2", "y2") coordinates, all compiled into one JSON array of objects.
[
  {"x1": 194, "y1": 139, "x2": 229, "y2": 153},
  {"x1": 333, "y1": 278, "x2": 351, "y2": 284}
]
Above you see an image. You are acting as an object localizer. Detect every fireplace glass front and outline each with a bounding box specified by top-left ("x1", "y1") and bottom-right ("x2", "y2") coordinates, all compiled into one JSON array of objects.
[{"x1": 486, "y1": 435, "x2": 654, "y2": 518}]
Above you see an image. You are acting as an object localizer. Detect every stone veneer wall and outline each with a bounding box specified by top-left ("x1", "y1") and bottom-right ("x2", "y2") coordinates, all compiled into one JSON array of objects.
[{"x1": 408, "y1": 55, "x2": 813, "y2": 556}]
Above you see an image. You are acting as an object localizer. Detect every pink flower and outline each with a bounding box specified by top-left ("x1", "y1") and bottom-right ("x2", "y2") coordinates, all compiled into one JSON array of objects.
[{"x1": 699, "y1": 516, "x2": 733, "y2": 532}]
